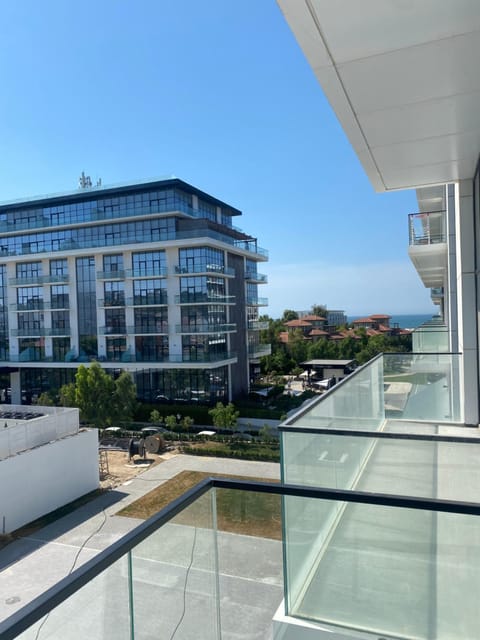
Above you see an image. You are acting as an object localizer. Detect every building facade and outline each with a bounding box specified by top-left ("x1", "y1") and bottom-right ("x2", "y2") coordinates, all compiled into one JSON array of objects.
[{"x1": 0, "y1": 177, "x2": 269, "y2": 404}]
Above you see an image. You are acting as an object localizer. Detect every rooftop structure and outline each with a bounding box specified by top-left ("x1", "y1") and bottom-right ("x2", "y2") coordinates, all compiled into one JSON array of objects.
[{"x1": 0, "y1": 405, "x2": 97, "y2": 533}]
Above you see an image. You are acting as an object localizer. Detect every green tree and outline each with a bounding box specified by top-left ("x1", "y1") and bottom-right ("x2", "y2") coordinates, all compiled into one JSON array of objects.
[
  {"x1": 75, "y1": 362, "x2": 115, "y2": 427},
  {"x1": 208, "y1": 402, "x2": 239, "y2": 429},
  {"x1": 59, "y1": 382, "x2": 76, "y2": 407},
  {"x1": 287, "y1": 328, "x2": 308, "y2": 365},
  {"x1": 112, "y1": 371, "x2": 137, "y2": 423},
  {"x1": 165, "y1": 414, "x2": 177, "y2": 429},
  {"x1": 281, "y1": 309, "x2": 298, "y2": 322},
  {"x1": 311, "y1": 304, "x2": 327, "y2": 317},
  {"x1": 149, "y1": 409, "x2": 162, "y2": 423},
  {"x1": 36, "y1": 391, "x2": 55, "y2": 406},
  {"x1": 182, "y1": 415, "x2": 194, "y2": 430},
  {"x1": 59, "y1": 362, "x2": 137, "y2": 428}
]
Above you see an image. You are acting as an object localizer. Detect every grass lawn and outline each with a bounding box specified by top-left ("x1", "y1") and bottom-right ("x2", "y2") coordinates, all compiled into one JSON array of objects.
[
  {"x1": 118, "y1": 470, "x2": 282, "y2": 540},
  {"x1": 182, "y1": 440, "x2": 280, "y2": 462}
]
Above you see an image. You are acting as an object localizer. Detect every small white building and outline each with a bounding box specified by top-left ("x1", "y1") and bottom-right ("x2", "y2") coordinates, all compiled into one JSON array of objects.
[{"x1": 0, "y1": 405, "x2": 98, "y2": 534}]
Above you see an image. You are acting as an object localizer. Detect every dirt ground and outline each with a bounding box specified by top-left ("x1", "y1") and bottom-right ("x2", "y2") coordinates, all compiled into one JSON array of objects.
[{"x1": 99, "y1": 449, "x2": 177, "y2": 489}]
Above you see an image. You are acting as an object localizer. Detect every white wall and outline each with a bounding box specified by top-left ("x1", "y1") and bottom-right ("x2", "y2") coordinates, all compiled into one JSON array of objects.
[{"x1": 0, "y1": 429, "x2": 99, "y2": 534}]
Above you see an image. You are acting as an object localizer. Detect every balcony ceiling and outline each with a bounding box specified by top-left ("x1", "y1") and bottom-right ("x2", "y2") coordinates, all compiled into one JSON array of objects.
[{"x1": 277, "y1": 0, "x2": 480, "y2": 191}]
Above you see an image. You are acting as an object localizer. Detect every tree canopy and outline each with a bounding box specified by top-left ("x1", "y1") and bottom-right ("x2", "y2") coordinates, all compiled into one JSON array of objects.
[
  {"x1": 60, "y1": 362, "x2": 137, "y2": 427},
  {"x1": 208, "y1": 402, "x2": 239, "y2": 429}
]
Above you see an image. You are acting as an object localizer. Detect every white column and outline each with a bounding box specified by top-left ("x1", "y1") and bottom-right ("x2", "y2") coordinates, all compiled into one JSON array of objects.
[
  {"x1": 455, "y1": 180, "x2": 479, "y2": 425},
  {"x1": 68, "y1": 257, "x2": 79, "y2": 356},
  {"x1": 166, "y1": 247, "x2": 182, "y2": 358}
]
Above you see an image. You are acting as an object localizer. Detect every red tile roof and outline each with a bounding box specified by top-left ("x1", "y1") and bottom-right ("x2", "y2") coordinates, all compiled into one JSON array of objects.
[
  {"x1": 302, "y1": 314, "x2": 326, "y2": 321},
  {"x1": 284, "y1": 319, "x2": 312, "y2": 328}
]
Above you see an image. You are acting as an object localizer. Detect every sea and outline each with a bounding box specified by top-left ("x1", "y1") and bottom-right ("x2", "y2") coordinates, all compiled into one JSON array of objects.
[{"x1": 348, "y1": 313, "x2": 435, "y2": 329}]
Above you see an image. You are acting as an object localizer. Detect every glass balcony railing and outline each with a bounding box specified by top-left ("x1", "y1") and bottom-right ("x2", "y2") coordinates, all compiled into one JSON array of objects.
[
  {"x1": 245, "y1": 271, "x2": 268, "y2": 283},
  {"x1": 124, "y1": 266, "x2": 168, "y2": 278},
  {"x1": 248, "y1": 343, "x2": 271, "y2": 357},
  {"x1": 283, "y1": 352, "x2": 463, "y2": 429},
  {"x1": 126, "y1": 295, "x2": 168, "y2": 306},
  {"x1": 8, "y1": 274, "x2": 69, "y2": 286},
  {"x1": 97, "y1": 296, "x2": 126, "y2": 308},
  {"x1": 248, "y1": 320, "x2": 269, "y2": 330},
  {"x1": 246, "y1": 296, "x2": 268, "y2": 306},
  {"x1": 174, "y1": 264, "x2": 235, "y2": 276},
  {"x1": 383, "y1": 352, "x2": 462, "y2": 422},
  {"x1": 412, "y1": 319, "x2": 449, "y2": 352},
  {"x1": 408, "y1": 210, "x2": 446, "y2": 245},
  {"x1": 3, "y1": 477, "x2": 479, "y2": 640},
  {"x1": 6, "y1": 351, "x2": 237, "y2": 365},
  {"x1": 175, "y1": 323, "x2": 236, "y2": 334},
  {"x1": 127, "y1": 325, "x2": 169, "y2": 334},
  {"x1": 96, "y1": 269, "x2": 126, "y2": 280},
  {"x1": 11, "y1": 327, "x2": 71, "y2": 337},
  {"x1": 174, "y1": 293, "x2": 235, "y2": 304},
  {"x1": 11, "y1": 300, "x2": 70, "y2": 311}
]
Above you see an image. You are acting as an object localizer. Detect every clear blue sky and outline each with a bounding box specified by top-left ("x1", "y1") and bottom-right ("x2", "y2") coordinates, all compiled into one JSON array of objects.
[{"x1": 0, "y1": 0, "x2": 435, "y2": 318}]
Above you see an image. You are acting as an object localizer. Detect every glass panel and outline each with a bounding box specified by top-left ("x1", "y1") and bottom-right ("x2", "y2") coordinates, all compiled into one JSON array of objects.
[
  {"x1": 383, "y1": 353, "x2": 463, "y2": 423},
  {"x1": 16, "y1": 554, "x2": 131, "y2": 640},
  {"x1": 284, "y1": 496, "x2": 480, "y2": 640},
  {"x1": 282, "y1": 431, "x2": 480, "y2": 500},
  {"x1": 214, "y1": 487, "x2": 283, "y2": 640},
  {"x1": 131, "y1": 490, "x2": 220, "y2": 640},
  {"x1": 288, "y1": 355, "x2": 384, "y2": 430}
]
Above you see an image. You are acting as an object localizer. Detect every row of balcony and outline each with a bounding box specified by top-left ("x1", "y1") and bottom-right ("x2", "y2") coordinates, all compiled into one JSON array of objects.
[
  {"x1": 8, "y1": 351, "x2": 239, "y2": 364},
  {"x1": 10, "y1": 323, "x2": 240, "y2": 337},
  {"x1": 7, "y1": 265, "x2": 267, "y2": 285},
  {"x1": 8, "y1": 293, "x2": 269, "y2": 310}
]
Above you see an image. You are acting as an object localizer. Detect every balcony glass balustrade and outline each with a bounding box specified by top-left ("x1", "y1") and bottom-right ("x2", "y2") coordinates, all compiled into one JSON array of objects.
[
  {"x1": 174, "y1": 293, "x2": 235, "y2": 304},
  {"x1": 3, "y1": 477, "x2": 479, "y2": 640},
  {"x1": 408, "y1": 210, "x2": 446, "y2": 245},
  {"x1": 174, "y1": 264, "x2": 235, "y2": 276},
  {"x1": 175, "y1": 323, "x2": 236, "y2": 334},
  {"x1": 8, "y1": 274, "x2": 69, "y2": 286},
  {"x1": 124, "y1": 266, "x2": 168, "y2": 278},
  {"x1": 248, "y1": 320, "x2": 269, "y2": 330},
  {"x1": 248, "y1": 343, "x2": 271, "y2": 356},
  {"x1": 412, "y1": 319, "x2": 449, "y2": 352},
  {"x1": 96, "y1": 269, "x2": 126, "y2": 280},
  {"x1": 246, "y1": 296, "x2": 268, "y2": 306},
  {"x1": 245, "y1": 271, "x2": 268, "y2": 283}
]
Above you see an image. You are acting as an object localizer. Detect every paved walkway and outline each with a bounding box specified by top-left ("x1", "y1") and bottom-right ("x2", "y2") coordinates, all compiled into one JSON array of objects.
[{"x1": 0, "y1": 455, "x2": 281, "y2": 635}]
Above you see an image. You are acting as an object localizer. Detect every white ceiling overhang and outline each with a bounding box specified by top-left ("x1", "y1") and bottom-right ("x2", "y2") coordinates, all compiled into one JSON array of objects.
[{"x1": 277, "y1": 0, "x2": 480, "y2": 192}]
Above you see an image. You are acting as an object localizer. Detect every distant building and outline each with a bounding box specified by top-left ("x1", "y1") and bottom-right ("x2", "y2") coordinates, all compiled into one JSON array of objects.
[{"x1": 326, "y1": 309, "x2": 347, "y2": 327}]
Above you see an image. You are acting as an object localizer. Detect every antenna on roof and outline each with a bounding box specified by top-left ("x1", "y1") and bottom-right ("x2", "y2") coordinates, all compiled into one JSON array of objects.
[{"x1": 78, "y1": 171, "x2": 93, "y2": 189}]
